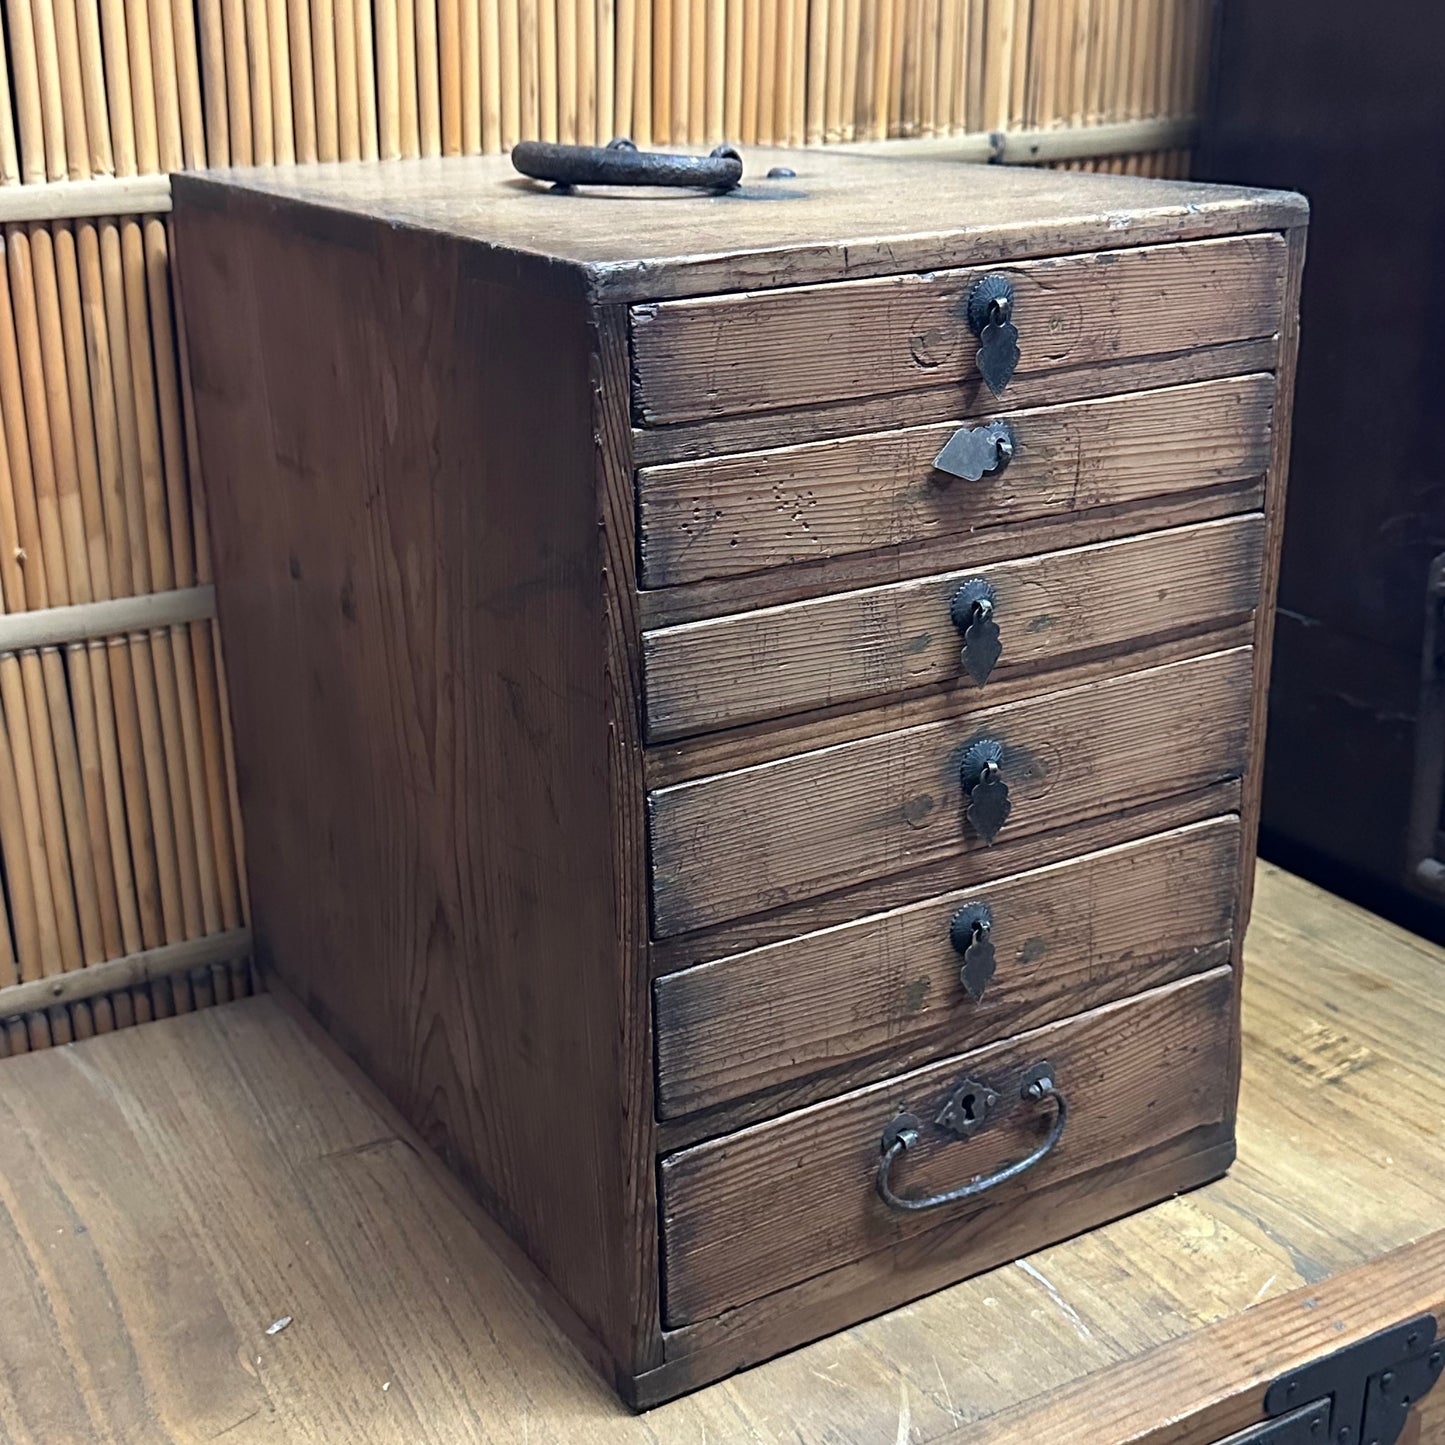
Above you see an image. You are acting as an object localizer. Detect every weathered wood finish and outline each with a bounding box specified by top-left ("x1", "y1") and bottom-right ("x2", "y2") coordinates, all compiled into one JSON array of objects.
[
  {"x1": 650, "y1": 647, "x2": 1254, "y2": 937},
  {"x1": 172, "y1": 183, "x2": 655, "y2": 1376},
  {"x1": 644, "y1": 515, "x2": 1266, "y2": 738},
  {"x1": 167, "y1": 149, "x2": 1307, "y2": 303},
  {"x1": 3, "y1": 868, "x2": 1439, "y2": 1437},
  {"x1": 654, "y1": 818, "x2": 1240, "y2": 1120},
  {"x1": 659, "y1": 968, "x2": 1234, "y2": 1327},
  {"x1": 638, "y1": 375, "x2": 1274, "y2": 587},
  {"x1": 172, "y1": 153, "x2": 1306, "y2": 1405},
  {"x1": 632, "y1": 339, "x2": 1284, "y2": 468},
  {"x1": 630, "y1": 236, "x2": 1287, "y2": 424}
]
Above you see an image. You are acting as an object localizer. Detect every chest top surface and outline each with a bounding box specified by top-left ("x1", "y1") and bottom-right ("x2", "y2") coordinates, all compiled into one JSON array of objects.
[{"x1": 171, "y1": 147, "x2": 1306, "y2": 301}]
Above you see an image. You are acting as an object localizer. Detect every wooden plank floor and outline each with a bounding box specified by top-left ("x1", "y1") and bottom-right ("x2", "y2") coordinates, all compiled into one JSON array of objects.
[{"x1": 0, "y1": 863, "x2": 1442, "y2": 1443}]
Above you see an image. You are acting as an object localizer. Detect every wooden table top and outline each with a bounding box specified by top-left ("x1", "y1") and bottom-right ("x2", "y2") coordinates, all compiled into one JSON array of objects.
[{"x1": 1, "y1": 861, "x2": 1442, "y2": 1443}]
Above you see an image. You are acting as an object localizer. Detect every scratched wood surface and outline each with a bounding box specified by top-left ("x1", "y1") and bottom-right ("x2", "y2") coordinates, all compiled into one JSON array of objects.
[
  {"x1": 643, "y1": 514, "x2": 1265, "y2": 738},
  {"x1": 0, "y1": 863, "x2": 1440, "y2": 1441},
  {"x1": 175, "y1": 154, "x2": 1307, "y2": 304},
  {"x1": 636, "y1": 374, "x2": 1274, "y2": 589},
  {"x1": 659, "y1": 967, "x2": 1235, "y2": 1327},
  {"x1": 649, "y1": 646, "x2": 1253, "y2": 937},
  {"x1": 655, "y1": 818, "x2": 1240, "y2": 1123},
  {"x1": 630, "y1": 234, "x2": 1287, "y2": 423}
]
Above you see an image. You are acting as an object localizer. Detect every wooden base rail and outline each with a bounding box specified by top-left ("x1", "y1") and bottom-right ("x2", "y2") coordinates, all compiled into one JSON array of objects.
[
  {"x1": 0, "y1": 117, "x2": 1200, "y2": 227},
  {"x1": 0, "y1": 587, "x2": 216, "y2": 653},
  {"x1": 0, "y1": 929, "x2": 253, "y2": 1021}
]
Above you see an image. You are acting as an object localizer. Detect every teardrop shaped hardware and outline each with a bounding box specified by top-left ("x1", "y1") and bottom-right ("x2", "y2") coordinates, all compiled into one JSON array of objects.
[
  {"x1": 966, "y1": 276, "x2": 1020, "y2": 396},
  {"x1": 960, "y1": 737, "x2": 1011, "y2": 845},
  {"x1": 933, "y1": 419, "x2": 1016, "y2": 483},
  {"x1": 949, "y1": 901, "x2": 997, "y2": 1001},
  {"x1": 950, "y1": 578, "x2": 1002, "y2": 685}
]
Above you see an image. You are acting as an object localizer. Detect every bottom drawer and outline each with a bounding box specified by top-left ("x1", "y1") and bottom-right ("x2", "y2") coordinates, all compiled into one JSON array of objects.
[{"x1": 659, "y1": 967, "x2": 1233, "y2": 1328}]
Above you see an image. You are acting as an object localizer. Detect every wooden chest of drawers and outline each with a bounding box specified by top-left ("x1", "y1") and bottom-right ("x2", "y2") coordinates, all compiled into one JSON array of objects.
[{"x1": 172, "y1": 148, "x2": 1306, "y2": 1406}]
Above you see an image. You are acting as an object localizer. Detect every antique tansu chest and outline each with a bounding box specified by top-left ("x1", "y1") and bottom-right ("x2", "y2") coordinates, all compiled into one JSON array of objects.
[{"x1": 171, "y1": 147, "x2": 1307, "y2": 1406}]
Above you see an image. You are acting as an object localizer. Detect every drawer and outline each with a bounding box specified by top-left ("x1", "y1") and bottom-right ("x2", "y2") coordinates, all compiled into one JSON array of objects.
[
  {"x1": 659, "y1": 966, "x2": 1234, "y2": 1326},
  {"x1": 648, "y1": 646, "x2": 1253, "y2": 938},
  {"x1": 630, "y1": 234, "x2": 1287, "y2": 426},
  {"x1": 653, "y1": 817, "x2": 1239, "y2": 1120},
  {"x1": 637, "y1": 374, "x2": 1274, "y2": 588},
  {"x1": 644, "y1": 514, "x2": 1265, "y2": 740}
]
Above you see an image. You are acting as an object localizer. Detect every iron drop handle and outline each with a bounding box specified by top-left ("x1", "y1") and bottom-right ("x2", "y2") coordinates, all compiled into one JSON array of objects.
[
  {"x1": 512, "y1": 137, "x2": 743, "y2": 190},
  {"x1": 876, "y1": 1066, "x2": 1066, "y2": 1213},
  {"x1": 960, "y1": 736, "x2": 1011, "y2": 844}
]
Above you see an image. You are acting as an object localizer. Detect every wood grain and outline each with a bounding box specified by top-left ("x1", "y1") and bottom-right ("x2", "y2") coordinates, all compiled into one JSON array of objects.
[
  {"x1": 173, "y1": 151, "x2": 1308, "y2": 304},
  {"x1": 636, "y1": 373, "x2": 1274, "y2": 587},
  {"x1": 654, "y1": 816, "x2": 1239, "y2": 1119},
  {"x1": 0, "y1": 867, "x2": 1441, "y2": 1430},
  {"x1": 659, "y1": 967, "x2": 1234, "y2": 1326},
  {"x1": 172, "y1": 189, "x2": 655, "y2": 1377},
  {"x1": 649, "y1": 646, "x2": 1253, "y2": 936},
  {"x1": 644, "y1": 513, "x2": 1265, "y2": 738},
  {"x1": 630, "y1": 233, "x2": 1287, "y2": 424}
]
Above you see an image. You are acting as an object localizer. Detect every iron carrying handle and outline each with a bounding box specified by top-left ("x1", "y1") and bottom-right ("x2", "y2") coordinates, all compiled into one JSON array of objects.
[
  {"x1": 511, "y1": 137, "x2": 743, "y2": 190},
  {"x1": 876, "y1": 1068, "x2": 1066, "y2": 1212}
]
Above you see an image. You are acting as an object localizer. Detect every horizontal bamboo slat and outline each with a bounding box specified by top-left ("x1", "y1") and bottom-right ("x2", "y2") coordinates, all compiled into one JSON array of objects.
[{"x1": 0, "y1": 0, "x2": 1212, "y2": 1055}]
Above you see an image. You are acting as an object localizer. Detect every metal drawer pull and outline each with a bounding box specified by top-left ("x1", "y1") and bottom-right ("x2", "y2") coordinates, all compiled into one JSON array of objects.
[
  {"x1": 876, "y1": 1064, "x2": 1066, "y2": 1212},
  {"x1": 512, "y1": 137, "x2": 744, "y2": 191},
  {"x1": 960, "y1": 736, "x2": 1011, "y2": 844},
  {"x1": 950, "y1": 577, "x2": 1002, "y2": 685},
  {"x1": 933, "y1": 418, "x2": 1016, "y2": 482},
  {"x1": 966, "y1": 275, "x2": 1020, "y2": 395},
  {"x1": 949, "y1": 901, "x2": 996, "y2": 1000}
]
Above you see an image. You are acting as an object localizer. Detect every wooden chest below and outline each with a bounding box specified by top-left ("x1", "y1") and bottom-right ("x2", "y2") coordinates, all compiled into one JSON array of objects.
[{"x1": 171, "y1": 149, "x2": 1307, "y2": 1406}]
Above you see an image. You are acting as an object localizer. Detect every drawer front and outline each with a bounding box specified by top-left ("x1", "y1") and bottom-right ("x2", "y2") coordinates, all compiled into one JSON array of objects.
[
  {"x1": 630, "y1": 234, "x2": 1287, "y2": 426},
  {"x1": 653, "y1": 817, "x2": 1239, "y2": 1119},
  {"x1": 638, "y1": 374, "x2": 1274, "y2": 587},
  {"x1": 644, "y1": 514, "x2": 1265, "y2": 740},
  {"x1": 648, "y1": 646, "x2": 1253, "y2": 937},
  {"x1": 659, "y1": 967, "x2": 1233, "y2": 1326}
]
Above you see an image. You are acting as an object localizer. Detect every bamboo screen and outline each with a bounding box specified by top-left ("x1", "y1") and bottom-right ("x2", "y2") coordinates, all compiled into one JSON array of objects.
[{"x1": 0, "y1": 0, "x2": 1213, "y2": 1055}]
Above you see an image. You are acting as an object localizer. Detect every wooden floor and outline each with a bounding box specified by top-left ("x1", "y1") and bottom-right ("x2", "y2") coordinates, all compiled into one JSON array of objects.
[{"x1": 1, "y1": 863, "x2": 1442, "y2": 1443}]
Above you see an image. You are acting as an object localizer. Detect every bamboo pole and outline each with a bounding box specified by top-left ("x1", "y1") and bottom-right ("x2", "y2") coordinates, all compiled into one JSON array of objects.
[
  {"x1": 518, "y1": 0, "x2": 539, "y2": 141},
  {"x1": 49, "y1": 0, "x2": 94, "y2": 177},
  {"x1": 27, "y1": 0, "x2": 71, "y2": 179},
  {"x1": 597, "y1": 0, "x2": 615, "y2": 143},
  {"x1": 615, "y1": 0, "x2": 636, "y2": 139},
  {"x1": 695, "y1": 0, "x2": 714, "y2": 144},
  {"x1": 356, "y1": 0, "x2": 378, "y2": 156},
  {"x1": 558, "y1": 0, "x2": 578, "y2": 141},
  {"x1": 481, "y1": 0, "x2": 501, "y2": 149},
  {"x1": 538, "y1": 0, "x2": 558, "y2": 141},
  {"x1": 171, "y1": 0, "x2": 208, "y2": 165},
  {"x1": 335, "y1": 0, "x2": 362, "y2": 159},
  {"x1": 0, "y1": 9, "x2": 21, "y2": 182},
  {"x1": 578, "y1": 0, "x2": 597, "y2": 143},
  {"x1": 126, "y1": 0, "x2": 162, "y2": 172},
  {"x1": 806, "y1": 0, "x2": 828, "y2": 144},
  {"x1": 148, "y1": 0, "x2": 185, "y2": 170},
  {"x1": 218, "y1": 0, "x2": 253, "y2": 164},
  {"x1": 415, "y1": 0, "x2": 442, "y2": 154},
  {"x1": 656, "y1": 0, "x2": 676, "y2": 143},
  {"x1": 196, "y1": 0, "x2": 229, "y2": 164},
  {"x1": 498, "y1": 0, "x2": 520, "y2": 146},
  {"x1": 741, "y1": 0, "x2": 759, "y2": 142},
  {"x1": 668, "y1": 0, "x2": 687, "y2": 145},
  {"x1": 312, "y1": 0, "x2": 340, "y2": 159},
  {"x1": 633, "y1": 0, "x2": 651, "y2": 141},
  {"x1": 8, "y1": 0, "x2": 50, "y2": 181},
  {"x1": 461, "y1": 0, "x2": 482, "y2": 150},
  {"x1": 440, "y1": 0, "x2": 464, "y2": 149},
  {"x1": 399, "y1": 3, "x2": 425, "y2": 154}
]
